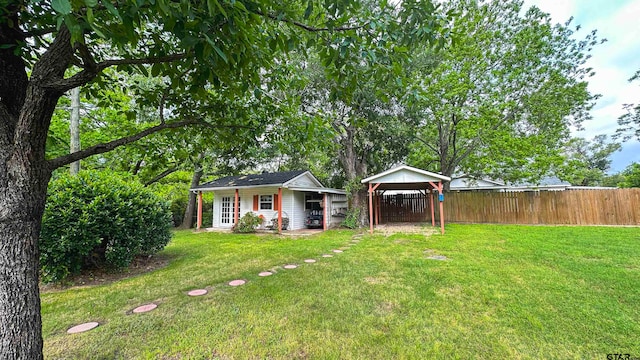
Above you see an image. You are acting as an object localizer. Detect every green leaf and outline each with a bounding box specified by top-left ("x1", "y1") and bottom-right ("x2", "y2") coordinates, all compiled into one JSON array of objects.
[
  {"x1": 86, "y1": 7, "x2": 94, "y2": 23},
  {"x1": 103, "y1": 1, "x2": 121, "y2": 19},
  {"x1": 64, "y1": 14, "x2": 83, "y2": 43},
  {"x1": 212, "y1": 45, "x2": 228, "y2": 63},
  {"x1": 84, "y1": 0, "x2": 98, "y2": 7},
  {"x1": 207, "y1": 0, "x2": 227, "y2": 17},
  {"x1": 51, "y1": 0, "x2": 72, "y2": 14},
  {"x1": 304, "y1": 1, "x2": 314, "y2": 19}
]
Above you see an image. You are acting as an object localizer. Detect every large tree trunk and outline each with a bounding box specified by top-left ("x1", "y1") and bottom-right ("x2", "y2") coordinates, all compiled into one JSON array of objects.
[
  {"x1": 179, "y1": 162, "x2": 203, "y2": 229},
  {"x1": 0, "y1": 166, "x2": 51, "y2": 360},
  {"x1": 337, "y1": 126, "x2": 369, "y2": 226},
  {"x1": 1, "y1": 24, "x2": 73, "y2": 359}
]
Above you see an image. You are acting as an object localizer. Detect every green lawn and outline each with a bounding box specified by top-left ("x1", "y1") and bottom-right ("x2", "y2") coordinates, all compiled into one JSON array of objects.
[{"x1": 42, "y1": 225, "x2": 640, "y2": 359}]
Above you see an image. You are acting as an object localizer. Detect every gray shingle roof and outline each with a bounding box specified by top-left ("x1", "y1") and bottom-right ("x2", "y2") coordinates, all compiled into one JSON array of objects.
[{"x1": 193, "y1": 170, "x2": 307, "y2": 189}]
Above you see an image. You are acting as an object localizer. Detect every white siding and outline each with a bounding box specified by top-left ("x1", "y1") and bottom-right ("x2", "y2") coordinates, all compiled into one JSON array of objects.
[
  {"x1": 291, "y1": 191, "x2": 306, "y2": 230},
  {"x1": 211, "y1": 187, "x2": 306, "y2": 230}
]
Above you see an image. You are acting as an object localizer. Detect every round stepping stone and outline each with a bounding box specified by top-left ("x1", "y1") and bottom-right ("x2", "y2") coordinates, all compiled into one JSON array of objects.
[
  {"x1": 283, "y1": 264, "x2": 298, "y2": 269},
  {"x1": 229, "y1": 279, "x2": 246, "y2": 286},
  {"x1": 132, "y1": 303, "x2": 157, "y2": 314},
  {"x1": 332, "y1": 249, "x2": 343, "y2": 253},
  {"x1": 67, "y1": 322, "x2": 99, "y2": 334},
  {"x1": 187, "y1": 289, "x2": 207, "y2": 296},
  {"x1": 322, "y1": 254, "x2": 333, "y2": 258},
  {"x1": 258, "y1": 271, "x2": 273, "y2": 277},
  {"x1": 304, "y1": 259, "x2": 316, "y2": 263}
]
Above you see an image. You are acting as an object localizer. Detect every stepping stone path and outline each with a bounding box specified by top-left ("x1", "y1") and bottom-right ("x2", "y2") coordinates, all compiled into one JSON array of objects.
[
  {"x1": 67, "y1": 322, "x2": 99, "y2": 334},
  {"x1": 229, "y1": 279, "x2": 246, "y2": 286},
  {"x1": 426, "y1": 255, "x2": 448, "y2": 261},
  {"x1": 133, "y1": 303, "x2": 157, "y2": 313},
  {"x1": 66, "y1": 234, "x2": 364, "y2": 335},
  {"x1": 187, "y1": 289, "x2": 207, "y2": 297}
]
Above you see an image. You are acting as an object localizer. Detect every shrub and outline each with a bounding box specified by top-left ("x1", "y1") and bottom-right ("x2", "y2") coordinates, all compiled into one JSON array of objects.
[
  {"x1": 40, "y1": 171, "x2": 173, "y2": 283},
  {"x1": 232, "y1": 212, "x2": 263, "y2": 233},
  {"x1": 342, "y1": 207, "x2": 361, "y2": 229}
]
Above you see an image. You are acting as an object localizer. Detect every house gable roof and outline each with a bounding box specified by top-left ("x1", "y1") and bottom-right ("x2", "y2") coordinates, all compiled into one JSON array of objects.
[{"x1": 193, "y1": 170, "x2": 307, "y2": 190}]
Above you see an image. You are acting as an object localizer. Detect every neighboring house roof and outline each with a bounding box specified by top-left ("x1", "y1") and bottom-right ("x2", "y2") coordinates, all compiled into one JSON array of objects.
[
  {"x1": 191, "y1": 170, "x2": 346, "y2": 194},
  {"x1": 450, "y1": 177, "x2": 506, "y2": 190},
  {"x1": 514, "y1": 176, "x2": 571, "y2": 187}
]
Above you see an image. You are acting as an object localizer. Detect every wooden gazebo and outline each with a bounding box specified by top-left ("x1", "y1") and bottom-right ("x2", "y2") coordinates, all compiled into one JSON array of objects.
[{"x1": 360, "y1": 165, "x2": 451, "y2": 234}]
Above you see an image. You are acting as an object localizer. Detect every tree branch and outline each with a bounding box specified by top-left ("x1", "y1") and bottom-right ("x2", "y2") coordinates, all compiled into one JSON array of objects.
[
  {"x1": 413, "y1": 133, "x2": 439, "y2": 154},
  {"x1": 144, "y1": 166, "x2": 179, "y2": 186},
  {"x1": 22, "y1": 27, "x2": 57, "y2": 38},
  {"x1": 252, "y1": 9, "x2": 368, "y2": 32},
  {"x1": 47, "y1": 119, "x2": 201, "y2": 170},
  {"x1": 42, "y1": 53, "x2": 188, "y2": 92}
]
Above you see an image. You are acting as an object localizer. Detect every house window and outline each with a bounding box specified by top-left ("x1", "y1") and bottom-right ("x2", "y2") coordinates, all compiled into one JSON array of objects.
[{"x1": 260, "y1": 195, "x2": 273, "y2": 210}]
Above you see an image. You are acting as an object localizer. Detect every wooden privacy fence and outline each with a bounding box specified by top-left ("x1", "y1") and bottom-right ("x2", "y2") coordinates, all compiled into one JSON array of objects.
[
  {"x1": 380, "y1": 193, "x2": 430, "y2": 223},
  {"x1": 443, "y1": 189, "x2": 640, "y2": 225}
]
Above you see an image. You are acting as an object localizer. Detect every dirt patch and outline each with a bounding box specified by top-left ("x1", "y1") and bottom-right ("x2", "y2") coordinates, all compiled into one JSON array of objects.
[
  {"x1": 424, "y1": 249, "x2": 449, "y2": 260},
  {"x1": 40, "y1": 254, "x2": 172, "y2": 293},
  {"x1": 375, "y1": 223, "x2": 437, "y2": 237},
  {"x1": 364, "y1": 272, "x2": 391, "y2": 285}
]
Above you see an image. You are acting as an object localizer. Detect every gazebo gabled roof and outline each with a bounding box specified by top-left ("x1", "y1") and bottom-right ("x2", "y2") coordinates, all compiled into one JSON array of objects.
[{"x1": 361, "y1": 165, "x2": 451, "y2": 190}]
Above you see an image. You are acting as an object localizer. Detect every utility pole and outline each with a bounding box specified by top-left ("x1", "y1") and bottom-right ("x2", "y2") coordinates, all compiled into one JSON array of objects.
[{"x1": 70, "y1": 87, "x2": 81, "y2": 175}]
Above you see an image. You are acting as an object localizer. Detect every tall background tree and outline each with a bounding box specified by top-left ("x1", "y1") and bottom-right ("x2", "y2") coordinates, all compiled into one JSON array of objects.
[
  {"x1": 406, "y1": 0, "x2": 602, "y2": 187},
  {"x1": 298, "y1": 58, "x2": 419, "y2": 224},
  {"x1": 616, "y1": 69, "x2": 640, "y2": 142},
  {"x1": 558, "y1": 135, "x2": 621, "y2": 186},
  {"x1": 0, "y1": 1, "x2": 445, "y2": 358}
]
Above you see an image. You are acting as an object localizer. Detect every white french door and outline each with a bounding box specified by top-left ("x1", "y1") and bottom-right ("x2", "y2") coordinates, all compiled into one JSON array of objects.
[{"x1": 221, "y1": 196, "x2": 240, "y2": 225}]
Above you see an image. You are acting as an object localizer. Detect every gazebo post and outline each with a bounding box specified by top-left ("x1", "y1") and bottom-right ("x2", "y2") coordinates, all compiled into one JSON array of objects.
[
  {"x1": 375, "y1": 192, "x2": 380, "y2": 225},
  {"x1": 196, "y1": 191, "x2": 203, "y2": 230},
  {"x1": 368, "y1": 182, "x2": 374, "y2": 234},
  {"x1": 430, "y1": 189, "x2": 435, "y2": 227},
  {"x1": 438, "y1": 182, "x2": 445, "y2": 235}
]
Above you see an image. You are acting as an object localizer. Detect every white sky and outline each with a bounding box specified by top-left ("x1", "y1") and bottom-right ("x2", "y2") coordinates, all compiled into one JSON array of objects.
[{"x1": 522, "y1": 0, "x2": 640, "y2": 171}]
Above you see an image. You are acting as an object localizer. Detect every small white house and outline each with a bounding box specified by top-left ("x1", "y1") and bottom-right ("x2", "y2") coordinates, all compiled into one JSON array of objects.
[{"x1": 190, "y1": 170, "x2": 347, "y2": 231}]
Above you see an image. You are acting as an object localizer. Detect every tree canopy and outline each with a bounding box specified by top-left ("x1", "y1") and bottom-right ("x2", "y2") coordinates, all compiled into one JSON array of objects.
[{"x1": 406, "y1": 0, "x2": 601, "y2": 185}]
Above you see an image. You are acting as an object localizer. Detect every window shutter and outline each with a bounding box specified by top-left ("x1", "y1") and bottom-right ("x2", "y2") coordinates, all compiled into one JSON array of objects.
[
  {"x1": 253, "y1": 195, "x2": 259, "y2": 211},
  {"x1": 273, "y1": 194, "x2": 279, "y2": 210}
]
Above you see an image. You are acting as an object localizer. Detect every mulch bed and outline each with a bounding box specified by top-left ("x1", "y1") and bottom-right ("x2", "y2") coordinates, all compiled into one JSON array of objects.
[{"x1": 40, "y1": 254, "x2": 172, "y2": 293}]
